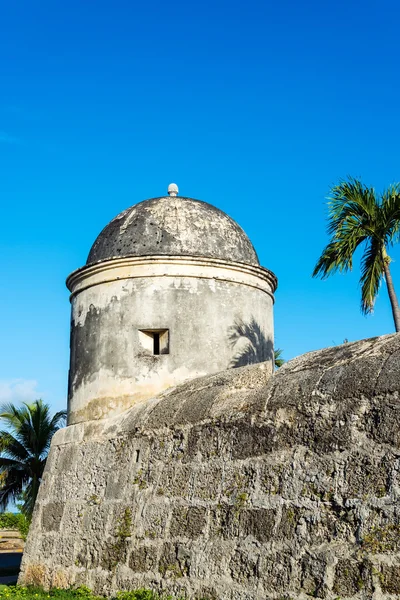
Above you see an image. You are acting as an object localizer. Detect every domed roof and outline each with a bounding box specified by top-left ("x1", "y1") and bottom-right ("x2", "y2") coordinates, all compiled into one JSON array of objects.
[{"x1": 87, "y1": 192, "x2": 259, "y2": 266}]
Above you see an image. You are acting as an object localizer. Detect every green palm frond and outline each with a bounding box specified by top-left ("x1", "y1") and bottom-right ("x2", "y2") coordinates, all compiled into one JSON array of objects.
[
  {"x1": 23, "y1": 477, "x2": 41, "y2": 516},
  {"x1": 0, "y1": 399, "x2": 66, "y2": 516},
  {"x1": 360, "y1": 238, "x2": 385, "y2": 314},
  {"x1": 0, "y1": 402, "x2": 31, "y2": 430},
  {"x1": 313, "y1": 176, "x2": 400, "y2": 328},
  {"x1": 0, "y1": 429, "x2": 34, "y2": 462},
  {"x1": 380, "y1": 184, "x2": 400, "y2": 246},
  {"x1": 327, "y1": 178, "x2": 377, "y2": 233},
  {"x1": 0, "y1": 460, "x2": 29, "y2": 511},
  {"x1": 312, "y1": 228, "x2": 367, "y2": 278},
  {"x1": 274, "y1": 348, "x2": 285, "y2": 368}
]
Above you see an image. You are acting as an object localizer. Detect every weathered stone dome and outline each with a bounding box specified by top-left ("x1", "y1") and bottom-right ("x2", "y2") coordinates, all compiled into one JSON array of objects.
[{"x1": 87, "y1": 195, "x2": 259, "y2": 265}]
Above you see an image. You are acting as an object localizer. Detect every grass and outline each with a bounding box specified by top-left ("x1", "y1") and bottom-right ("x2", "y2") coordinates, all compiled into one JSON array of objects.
[{"x1": 0, "y1": 587, "x2": 207, "y2": 600}]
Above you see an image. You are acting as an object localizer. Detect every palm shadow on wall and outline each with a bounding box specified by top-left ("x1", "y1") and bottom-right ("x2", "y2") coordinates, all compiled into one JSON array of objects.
[{"x1": 228, "y1": 318, "x2": 274, "y2": 368}]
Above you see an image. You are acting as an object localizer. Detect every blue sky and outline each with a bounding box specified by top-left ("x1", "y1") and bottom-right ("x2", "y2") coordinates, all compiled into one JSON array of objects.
[{"x1": 1, "y1": 0, "x2": 400, "y2": 414}]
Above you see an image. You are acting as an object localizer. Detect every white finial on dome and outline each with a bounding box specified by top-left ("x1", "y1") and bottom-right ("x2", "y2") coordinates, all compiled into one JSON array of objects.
[{"x1": 168, "y1": 183, "x2": 179, "y2": 197}]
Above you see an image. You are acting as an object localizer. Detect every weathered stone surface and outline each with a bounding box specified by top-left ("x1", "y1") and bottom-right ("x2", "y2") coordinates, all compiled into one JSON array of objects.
[
  {"x1": 20, "y1": 333, "x2": 400, "y2": 599},
  {"x1": 379, "y1": 563, "x2": 400, "y2": 594},
  {"x1": 41, "y1": 503, "x2": 64, "y2": 532},
  {"x1": 333, "y1": 558, "x2": 372, "y2": 597},
  {"x1": 170, "y1": 507, "x2": 207, "y2": 539},
  {"x1": 129, "y1": 544, "x2": 158, "y2": 573},
  {"x1": 86, "y1": 195, "x2": 260, "y2": 266},
  {"x1": 67, "y1": 264, "x2": 275, "y2": 425}
]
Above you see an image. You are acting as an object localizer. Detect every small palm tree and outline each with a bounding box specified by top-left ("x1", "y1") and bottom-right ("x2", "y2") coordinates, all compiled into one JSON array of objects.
[
  {"x1": 0, "y1": 400, "x2": 66, "y2": 516},
  {"x1": 313, "y1": 177, "x2": 400, "y2": 331},
  {"x1": 274, "y1": 348, "x2": 285, "y2": 368}
]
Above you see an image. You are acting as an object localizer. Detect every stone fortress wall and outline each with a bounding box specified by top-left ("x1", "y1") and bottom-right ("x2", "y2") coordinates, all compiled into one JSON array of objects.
[{"x1": 20, "y1": 333, "x2": 400, "y2": 599}]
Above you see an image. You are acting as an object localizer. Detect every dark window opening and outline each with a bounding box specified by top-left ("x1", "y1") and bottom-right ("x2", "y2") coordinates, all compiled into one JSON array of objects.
[
  {"x1": 138, "y1": 329, "x2": 169, "y2": 355},
  {"x1": 153, "y1": 333, "x2": 160, "y2": 355}
]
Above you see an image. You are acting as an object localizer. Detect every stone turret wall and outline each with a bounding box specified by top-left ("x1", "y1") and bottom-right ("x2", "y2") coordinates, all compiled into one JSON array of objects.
[
  {"x1": 66, "y1": 257, "x2": 275, "y2": 425},
  {"x1": 20, "y1": 334, "x2": 400, "y2": 599}
]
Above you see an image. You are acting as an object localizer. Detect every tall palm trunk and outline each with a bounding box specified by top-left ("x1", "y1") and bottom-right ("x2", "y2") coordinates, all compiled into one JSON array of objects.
[{"x1": 383, "y1": 257, "x2": 400, "y2": 332}]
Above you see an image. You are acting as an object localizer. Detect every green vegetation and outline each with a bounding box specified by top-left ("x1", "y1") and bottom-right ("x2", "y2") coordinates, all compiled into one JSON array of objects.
[
  {"x1": 0, "y1": 587, "x2": 101, "y2": 600},
  {"x1": 116, "y1": 508, "x2": 132, "y2": 541},
  {"x1": 0, "y1": 400, "x2": 66, "y2": 517},
  {"x1": 274, "y1": 348, "x2": 285, "y2": 368},
  {"x1": 0, "y1": 587, "x2": 200, "y2": 600},
  {"x1": 361, "y1": 524, "x2": 400, "y2": 553},
  {"x1": 0, "y1": 511, "x2": 30, "y2": 540},
  {"x1": 107, "y1": 507, "x2": 133, "y2": 569},
  {"x1": 116, "y1": 593, "x2": 184, "y2": 600},
  {"x1": 313, "y1": 177, "x2": 400, "y2": 331},
  {"x1": 132, "y1": 470, "x2": 147, "y2": 490}
]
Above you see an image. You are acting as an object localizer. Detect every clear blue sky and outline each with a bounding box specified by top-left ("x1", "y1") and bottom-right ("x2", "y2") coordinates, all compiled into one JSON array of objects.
[{"x1": 1, "y1": 0, "x2": 400, "y2": 414}]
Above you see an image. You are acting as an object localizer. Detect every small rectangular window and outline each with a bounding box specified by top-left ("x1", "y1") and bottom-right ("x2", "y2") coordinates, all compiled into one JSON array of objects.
[
  {"x1": 153, "y1": 332, "x2": 160, "y2": 355},
  {"x1": 138, "y1": 329, "x2": 169, "y2": 355}
]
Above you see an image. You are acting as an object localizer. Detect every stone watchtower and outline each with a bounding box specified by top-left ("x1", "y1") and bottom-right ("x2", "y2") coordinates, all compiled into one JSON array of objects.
[{"x1": 66, "y1": 185, "x2": 277, "y2": 425}]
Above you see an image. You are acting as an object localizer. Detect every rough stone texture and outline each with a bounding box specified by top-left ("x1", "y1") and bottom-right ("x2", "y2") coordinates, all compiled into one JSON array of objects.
[
  {"x1": 20, "y1": 333, "x2": 400, "y2": 599},
  {"x1": 86, "y1": 196, "x2": 259, "y2": 266}
]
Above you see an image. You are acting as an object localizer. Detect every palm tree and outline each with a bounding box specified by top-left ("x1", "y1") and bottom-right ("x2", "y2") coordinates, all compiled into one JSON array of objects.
[
  {"x1": 313, "y1": 177, "x2": 400, "y2": 332},
  {"x1": 0, "y1": 400, "x2": 66, "y2": 517},
  {"x1": 274, "y1": 348, "x2": 285, "y2": 368}
]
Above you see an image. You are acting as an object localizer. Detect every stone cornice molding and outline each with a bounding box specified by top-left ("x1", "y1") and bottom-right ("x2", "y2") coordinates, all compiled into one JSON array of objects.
[{"x1": 66, "y1": 255, "x2": 278, "y2": 300}]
